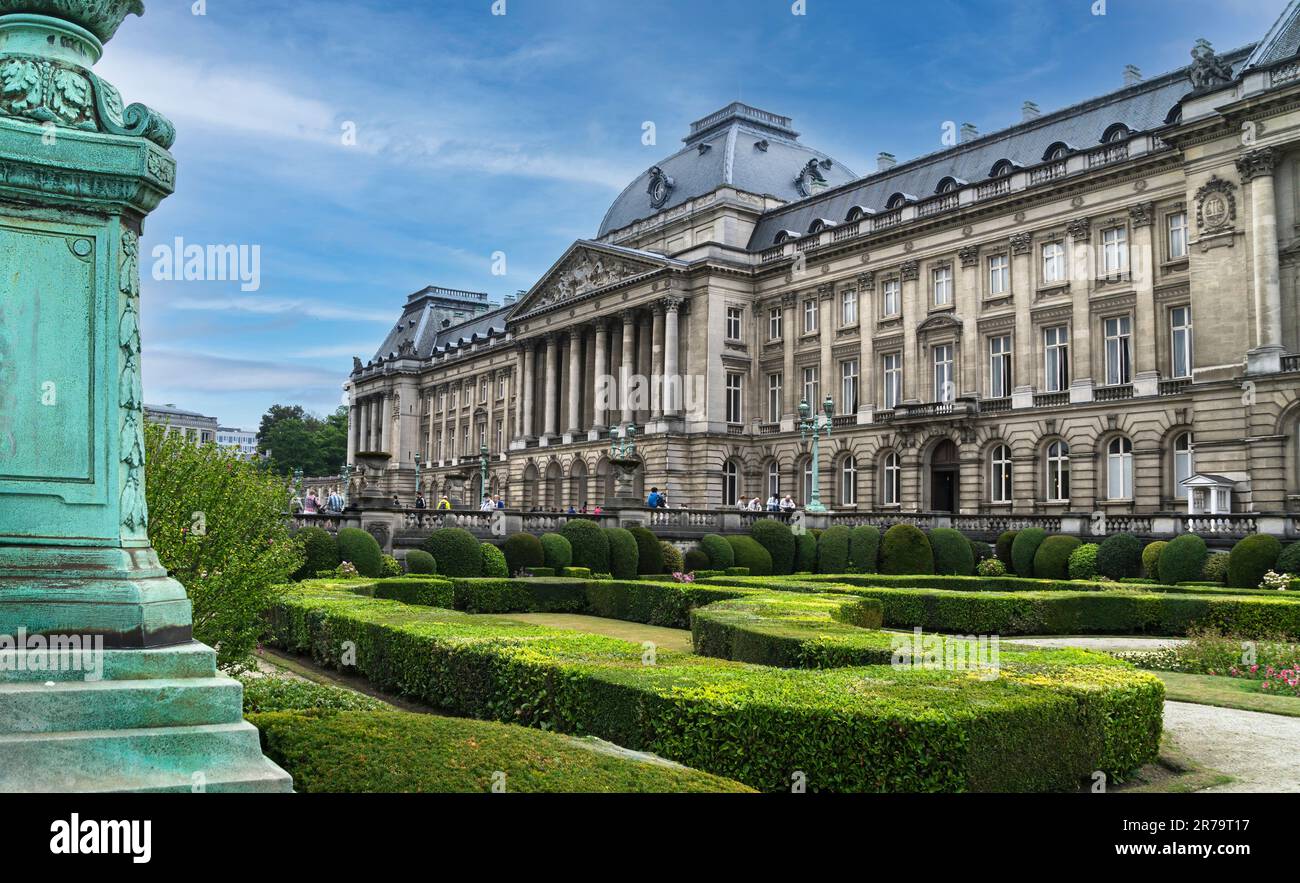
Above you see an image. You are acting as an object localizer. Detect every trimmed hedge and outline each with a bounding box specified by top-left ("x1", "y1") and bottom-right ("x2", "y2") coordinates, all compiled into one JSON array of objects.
[
  {"x1": 1159, "y1": 535, "x2": 1208, "y2": 586},
  {"x1": 501, "y1": 533, "x2": 545, "y2": 576},
  {"x1": 1034, "y1": 536, "x2": 1082, "y2": 581},
  {"x1": 481, "y1": 543, "x2": 509, "y2": 578},
  {"x1": 660, "y1": 542, "x2": 684, "y2": 574},
  {"x1": 1010, "y1": 528, "x2": 1048, "y2": 578},
  {"x1": 540, "y1": 533, "x2": 574, "y2": 571},
  {"x1": 294, "y1": 527, "x2": 339, "y2": 581},
  {"x1": 796, "y1": 531, "x2": 818, "y2": 573},
  {"x1": 1275, "y1": 542, "x2": 1300, "y2": 576},
  {"x1": 1203, "y1": 552, "x2": 1231, "y2": 584},
  {"x1": 561, "y1": 567, "x2": 593, "y2": 579},
  {"x1": 691, "y1": 593, "x2": 886, "y2": 668},
  {"x1": 816, "y1": 526, "x2": 852, "y2": 574},
  {"x1": 1068, "y1": 544, "x2": 1100, "y2": 582},
  {"x1": 699, "y1": 534, "x2": 735, "y2": 570},
  {"x1": 1096, "y1": 533, "x2": 1142, "y2": 581},
  {"x1": 726, "y1": 535, "x2": 773, "y2": 576},
  {"x1": 606, "y1": 528, "x2": 641, "y2": 580},
  {"x1": 750, "y1": 520, "x2": 796, "y2": 575},
  {"x1": 336, "y1": 528, "x2": 383, "y2": 578},
  {"x1": 630, "y1": 527, "x2": 664, "y2": 575},
  {"x1": 1142, "y1": 542, "x2": 1168, "y2": 582},
  {"x1": 930, "y1": 528, "x2": 975, "y2": 576},
  {"x1": 561, "y1": 520, "x2": 610, "y2": 573},
  {"x1": 404, "y1": 549, "x2": 438, "y2": 575},
  {"x1": 848, "y1": 526, "x2": 881, "y2": 574},
  {"x1": 1228, "y1": 534, "x2": 1282, "y2": 589},
  {"x1": 684, "y1": 547, "x2": 711, "y2": 573},
  {"x1": 372, "y1": 577, "x2": 455, "y2": 609},
  {"x1": 421, "y1": 528, "x2": 483, "y2": 578},
  {"x1": 880, "y1": 524, "x2": 934, "y2": 575},
  {"x1": 996, "y1": 531, "x2": 1019, "y2": 570}
]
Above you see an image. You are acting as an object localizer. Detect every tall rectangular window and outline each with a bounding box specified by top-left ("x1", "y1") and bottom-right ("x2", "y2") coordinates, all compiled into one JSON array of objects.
[
  {"x1": 932, "y1": 344, "x2": 954, "y2": 403},
  {"x1": 769, "y1": 307, "x2": 783, "y2": 340},
  {"x1": 882, "y1": 279, "x2": 901, "y2": 317},
  {"x1": 479, "y1": 378, "x2": 488, "y2": 403},
  {"x1": 989, "y1": 335, "x2": 1013, "y2": 398},
  {"x1": 1170, "y1": 306, "x2": 1192, "y2": 379},
  {"x1": 882, "y1": 354, "x2": 902, "y2": 410},
  {"x1": 841, "y1": 289, "x2": 858, "y2": 326},
  {"x1": 1102, "y1": 226, "x2": 1128, "y2": 274},
  {"x1": 1044, "y1": 325, "x2": 1070, "y2": 392},
  {"x1": 932, "y1": 265, "x2": 953, "y2": 306},
  {"x1": 725, "y1": 373, "x2": 743, "y2": 424},
  {"x1": 767, "y1": 373, "x2": 782, "y2": 423},
  {"x1": 840, "y1": 359, "x2": 859, "y2": 412},
  {"x1": 803, "y1": 299, "x2": 818, "y2": 333},
  {"x1": 1042, "y1": 242, "x2": 1065, "y2": 284},
  {"x1": 494, "y1": 419, "x2": 503, "y2": 451},
  {"x1": 726, "y1": 306, "x2": 743, "y2": 341},
  {"x1": 1104, "y1": 315, "x2": 1133, "y2": 386},
  {"x1": 801, "y1": 367, "x2": 819, "y2": 407},
  {"x1": 1168, "y1": 211, "x2": 1188, "y2": 260},
  {"x1": 988, "y1": 254, "x2": 1010, "y2": 296}
]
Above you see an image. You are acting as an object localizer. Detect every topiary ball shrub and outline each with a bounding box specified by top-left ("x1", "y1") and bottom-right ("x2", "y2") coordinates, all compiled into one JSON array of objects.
[
  {"x1": 404, "y1": 549, "x2": 437, "y2": 575},
  {"x1": 501, "y1": 533, "x2": 544, "y2": 575},
  {"x1": 968, "y1": 539, "x2": 993, "y2": 567},
  {"x1": 1159, "y1": 535, "x2": 1208, "y2": 585},
  {"x1": 630, "y1": 527, "x2": 664, "y2": 575},
  {"x1": 1033, "y1": 535, "x2": 1082, "y2": 581},
  {"x1": 699, "y1": 534, "x2": 735, "y2": 570},
  {"x1": 561, "y1": 520, "x2": 610, "y2": 573},
  {"x1": 1010, "y1": 528, "x2": 1048, "y2": 578},
  {"x1": 726, "y1": 535, "x2": 773, "y2": 576},
  {"x1": 293, "y1": 527, "x2": 339, "y2": 581},
  {"x1": 1228, "y1": 534, "x2": 1283, "y2": 589},
  {"x1": 684, "y1": 546, "x2": 711, "y2": 573},
  {"x1": 380, "y1": 554, "x2": 402, "y2": 578},
  {"x1": 995, "y1": 530, "x2": 1019, "y2": 570},
  {"x1": 660, "y1": 541, "x2": 684, "y2": 574},
  {"x1": 929, "y1": 528, "x2": 975, "y2": 576},
  {"x1": 750, "y1": 519, "x2": 796, "y2": 575},
  {"x1": 421, "y1": 528, "x2": 483, "y2": 578},
  {"x1": 540, "y1": 533, "x2": 573, "y2": 571},
  {"x1": 1277, "y1": 542, "x2": 1300, "y2": 576},
  {"x1": 336, "y1": 528, "x2": 383, "y2": 578},
  {"x1": 1068, "y1": 544, "x2": 1100, "y2": 581},
  {"x1": 1096, "y1": 533, "x2": 1142, "y2": 580},
  {"x1": 977, "y1": 558, "x2": 1006, "y2": 577},
  {"x1": 816, "y1": 526, "x2": 852, "y2": 574},
  {"x1": 848, "y1": 526, "x2": 881, "y2": 574},
  {"x1": 1202, "y1": 551, "x2": 1231, "y2": 584},
  {"x1": 1141, "y1": 541, "x2": 1168, "y2": 581},
  {"x1": 606, "y1": 528, "x2": 640, "y2": 580},
  {"x1": 795, "y1": 531, "x2": 818, "y2": 573},
  {"x1": 481, "y1": 543, "x2": 509, "y2": 578},
  {"x1": 880, "y1": 524, "x2": 935, "y2": 575}
]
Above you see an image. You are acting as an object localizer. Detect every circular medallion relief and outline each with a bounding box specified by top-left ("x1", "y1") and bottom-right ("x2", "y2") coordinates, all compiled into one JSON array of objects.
[{"x1": 1203, "y1": 194, "x2": 1230, "y2": 229}]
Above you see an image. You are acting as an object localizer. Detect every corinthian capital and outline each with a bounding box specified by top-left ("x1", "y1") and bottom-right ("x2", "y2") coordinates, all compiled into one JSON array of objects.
[{"x1": 1236, "y1": 147, "x2": 1277, "y2": 183}]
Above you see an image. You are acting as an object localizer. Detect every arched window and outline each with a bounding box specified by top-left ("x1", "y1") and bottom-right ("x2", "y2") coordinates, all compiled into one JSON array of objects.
[
  {"x1": 1046, "y1": 441, "x2": 1071, "y2": 502},
  {"x1": 774, "y1": 231, "x2": 791, "y2": 246},
  {"x1": 767, "y1": 461, "x2": 780, "y2": 500},
  {"x1": 935, "y1": 176, "x2": 963, "y2": 194},
  {"x1": 886, "y1": 193, "x2": 909, "y2": 210},
  {"x1": 841, "y1": 456, "x2": 858, "y2": 506},
  {"x1": 801, "y1": 457, "x2": 814, "y2": 506},
  {"x1": 1102, "y1": 123, "x2": 1130, "y2": 144},
  {"x1": 882, "y1": 452, "x2": 902, "y2": 506},
  {"x1": 722, "y1": 460, "x2": 740, "y2": 505},
  {"x1": 990, "y1": 444, "x2": 1013, "y2": 503},
  {"x1": 1043, "y1": 142, "x2": 1072, "y2": 162},
  {"x1": 1107, "y1": 437, "x2": 1134, "y2": 500},
  {"x1": 990, "y1": 159, "x2": 1017, "y2": 178},
  {"x1": 846, "y1": 205, "x2": 872, "y2": 223},
  {"x1": 1173, "y1": 433, "x2": 1194, "y2": 500}
]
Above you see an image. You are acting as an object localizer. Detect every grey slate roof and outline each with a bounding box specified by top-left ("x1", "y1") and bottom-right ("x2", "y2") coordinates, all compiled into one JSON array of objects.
[
  {"x1": 747, "y1": 46, "x2": 1254, "y2": 250},
  {"x1": 1246, "y1": 0, "x2": 1300, "y2": 70},
  {"x1": 598, "y1": 103, "x2": 857, "y2": 237},
  {"x1": 369, "y1": 286, "x2": 501, "y2": 364}
]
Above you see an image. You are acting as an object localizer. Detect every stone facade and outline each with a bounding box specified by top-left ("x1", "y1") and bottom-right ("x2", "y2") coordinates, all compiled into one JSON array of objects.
[{"x1": 349, "y1": 14, "x2": 1300, "y2": 521}]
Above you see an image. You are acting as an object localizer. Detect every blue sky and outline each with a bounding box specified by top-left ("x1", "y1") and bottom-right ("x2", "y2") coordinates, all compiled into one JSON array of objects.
[{"x1": 104, "y1": 0, "x2": 1284, "y2": 429}]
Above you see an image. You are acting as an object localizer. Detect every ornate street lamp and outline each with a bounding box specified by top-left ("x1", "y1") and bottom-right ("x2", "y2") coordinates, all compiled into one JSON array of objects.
[
  {"x1": 480, "y1": 444, "x2": 490, "y2": 506},
  {"x1": 412, "y1": 451, "x2": 423, "y2": 504},
  {"x1": 798, "y1": 395, "x2": 835, "y2": 513},
  {"x1": 340, "y1": 463, "x2": 353, "y2": 509}
]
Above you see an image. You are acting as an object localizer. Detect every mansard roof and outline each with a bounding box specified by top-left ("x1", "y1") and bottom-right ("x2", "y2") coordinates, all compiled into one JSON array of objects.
[{"x1": 1245, "y1": 0, "x2": 1300, "y2": 70}]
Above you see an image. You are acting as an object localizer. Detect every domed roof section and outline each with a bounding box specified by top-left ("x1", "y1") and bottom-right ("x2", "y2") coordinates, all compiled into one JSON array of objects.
[{"x1": 598, "y1": 103, "x2": 856, "y2": 238}]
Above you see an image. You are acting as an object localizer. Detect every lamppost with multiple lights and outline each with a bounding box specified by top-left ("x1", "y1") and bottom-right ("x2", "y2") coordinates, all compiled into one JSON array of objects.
[
  {"x1": 340, "y1": 463, "x2": 353, "y2": 509},
  {"x1": 479, "y1": 444, "x2": 491, "y2": 506},
  {"x1": 798, "y1": 395, "x2": 835, "y2": 513}
]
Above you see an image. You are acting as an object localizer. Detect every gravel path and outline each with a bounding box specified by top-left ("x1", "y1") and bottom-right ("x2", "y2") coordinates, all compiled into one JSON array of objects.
[
  {"x1": 1007, "y1": 635, "x2": 1187, "y2": 652},
  {"x1": 1163, "y1": 701, "x2": 1300, "y2": 792}
]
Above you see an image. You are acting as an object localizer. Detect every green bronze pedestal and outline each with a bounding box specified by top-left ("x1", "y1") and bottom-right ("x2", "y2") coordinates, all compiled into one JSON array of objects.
[{"x1": 0, "y1": 2, "x2": 291, "y2": 792}]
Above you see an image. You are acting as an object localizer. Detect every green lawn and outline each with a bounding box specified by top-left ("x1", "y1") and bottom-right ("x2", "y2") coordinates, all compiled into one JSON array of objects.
[{"x1": 1153, "y1": 670, "x2": 1300, "y2": 718}]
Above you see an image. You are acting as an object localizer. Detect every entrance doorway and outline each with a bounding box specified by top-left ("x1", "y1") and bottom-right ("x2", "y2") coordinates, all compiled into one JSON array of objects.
[{"x1": 930, "y1": 440, "x2": 959, "y2": 513}]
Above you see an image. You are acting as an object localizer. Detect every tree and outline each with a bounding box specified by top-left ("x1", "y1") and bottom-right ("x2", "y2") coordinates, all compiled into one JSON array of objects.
[{"x1": 257, "y1": 404, "x2": 348, "y2": 477}]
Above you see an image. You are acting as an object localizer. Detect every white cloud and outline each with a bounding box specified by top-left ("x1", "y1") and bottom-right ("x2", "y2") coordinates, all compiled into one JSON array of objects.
[
  {"x1": 143, "y1": 348, "x2": 345, "y2": 394},
  {"x1": 165, "y1": 296, "x2": 395, "y2": 324}
]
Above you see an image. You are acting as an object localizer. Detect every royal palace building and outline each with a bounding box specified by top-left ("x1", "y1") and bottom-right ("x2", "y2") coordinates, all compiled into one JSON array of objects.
[{"x1": 347, "y1": 4, "x2": 1300, "y2": 521}]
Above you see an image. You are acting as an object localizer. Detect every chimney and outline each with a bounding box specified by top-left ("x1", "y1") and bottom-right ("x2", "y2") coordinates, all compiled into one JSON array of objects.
[
  {"x1": 876, "y1": 152, "x2": 897, "y2": 172},
  {"x1": 960, "y1": 122, "x2": 979, "y2": 143},
  {"x1": 1124, "y1": 64, "x2": 1143, "y2": 86},
  {"x1": 1022, "y1": 101, "x2": 1041, "y2": 122}
]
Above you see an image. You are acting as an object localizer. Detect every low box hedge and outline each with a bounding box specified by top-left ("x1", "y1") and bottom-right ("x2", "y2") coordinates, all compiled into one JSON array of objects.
[
  {"x1": 371, "y1": 578, "x2": 455, "y2": 609},
  {"x1": 691, "y1": 593, "x2": 888, "y2": 668}
]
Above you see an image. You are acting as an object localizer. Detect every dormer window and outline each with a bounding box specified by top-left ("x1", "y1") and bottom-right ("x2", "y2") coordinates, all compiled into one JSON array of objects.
[
  {"x1": 935, "y1": 177, "x2": 964, "y2": 194},
  {"x1": 1043, "y1": 142, "x2": 1072, "y2": 162},
  {"x1": 990, "y1": 159, "x2": 1018, "y2": 178},
  {"x1": 886, "y1": 192, "x2": 911, "y2": 210},
  {"x1": 809, "y1": 219, "x2": 833, "y2": 235},
  {"x1": 846, "y1": 205, "x2": 873, "y2": 223},
  {"x1": 1102, "y1": 124, "x2": 1130, "y2": 144}
]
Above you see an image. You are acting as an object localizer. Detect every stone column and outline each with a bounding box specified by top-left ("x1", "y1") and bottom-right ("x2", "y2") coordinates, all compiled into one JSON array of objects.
[
  {"x1": 1067, "y1": 218, "x2": 1095, "y2": 402},
  {"x1": 664, "y1": 299, "x2": 683, "y2": 420},
  {"x1": 347, "y1": 395, "x2": 360, "y2": 463},
  {"x1": 900, "y1": 261, "x2": 921, "y2": 403},
  {"x1": 566, "y1": 328, "x2": 584, "y2": 441},
  {"x1": 542, "y1": 333, "x2": 559, "y2": 443},
  {"x1": 651, "y1": 305, "x2": 666, "y2": 421},
  {"x1": 439, "y1": 385, "x2": 450, "y2": 461},
  {"x1": 781, "y1": 293, "x2": 797, "y2": 430},
  {"x1": 379, "y1": 391, "x2": 392, "y2": 455},
  {"x1": 1130, "y1": 204, "x2": 1159, "y2": 396},
  {"x1": 957, "y1": 245, "x2": 982, "y2": 398},
  {"x1": 620, "y1": 310, "x2": 637, "y2": 427},
  {"x1": 592, "y1": 321, "x2": 609, "y2": 435},
  {"x1": 1239, "y1": 148, "x2": 1284, "y2": 373},
  {"x1": 818, "y1": 284, "x2": 835, "y2": 410},
  {"x1": 520, "y1": 342, "x2": 535, "y2": 443},
  {"x1": 856, "y1": 274, "x2": 876, "y2": 423},
  {"x1": 636, "y1": 311, "x2": 653, "y2": 424}
]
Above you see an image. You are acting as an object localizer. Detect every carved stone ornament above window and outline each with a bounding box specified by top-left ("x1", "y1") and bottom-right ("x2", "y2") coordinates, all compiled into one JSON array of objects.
[
  {"x1": 900, "y1": 260, "x2": 920, "y2": 282},
  {"x1": 1067, "y1": 218, "x2": 1092, "y2": 241},
  {"x1": 959, "y1": 246, "x2": 980, "y2": 268},
  {"x1": 1128, "y1": 202, "x2": 1155, "y2": 228},
  {"x1": 646, "y1": 166, "x2": 675, "y2": 208},
  {"x1": 1195, "y1": 175, "x2": 1238, "y2": 232},
  {"x1": 1010, "y1": 233, "x2": 1033, "y2": 255}
]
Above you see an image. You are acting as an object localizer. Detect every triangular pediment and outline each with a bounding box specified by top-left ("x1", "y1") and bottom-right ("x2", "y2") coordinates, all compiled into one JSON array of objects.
[{"x1": 510, "y1": 241, "x2": 669, "y2": 318}]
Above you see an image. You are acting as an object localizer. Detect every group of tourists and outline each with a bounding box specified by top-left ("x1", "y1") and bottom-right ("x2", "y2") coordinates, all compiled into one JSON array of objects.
[
  {"x1": 291, "y1": 488, "x2": 346, "y2": 515},
  {"x1": 737, "y1": 494, "x2": 799, "y2": 513}
]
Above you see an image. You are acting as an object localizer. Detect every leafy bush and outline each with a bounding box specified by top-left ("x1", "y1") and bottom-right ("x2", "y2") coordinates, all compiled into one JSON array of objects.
[
  {"x1": 684, "y1": 547, "x2": 711, "y2": 573},
  {"x1": 561, "y1": 567, "x2": 593, "y2": 579},
  {"x1": 540, "y1": 533, "x2": 574, "y2": 571},
  {"x1": 501, "y1": 533, "x2": 545, "y2": 575},
  {"x1": 996, "y1": 531, "x2": 1019, "y2": 570},
  {"x1": 561, "y1": 520, "x2": 610, "y2": 573},
  {"x1": 606, "y1": 527, "x2": 641, "y2": 580},
  {"x1": 1276, "y1": 542, "x2": 1300, "y2": 576},
  {"x1": 1034, "y1": 536, "x2": 1082, "y2": 581},
  {"x1": 1203, "y1": 552, "x2": 1231, "y2": 584},
  {"x1": 481, "y1": 543, "x2": 510, "y2": 578},
  {"x1": 1228, "y1": 534, "x2": 1283, "y2": 589},
  {"x1": 1159, "y1": 535, "x2": 1209, "y2": 586},
  {"x1": 336, "y1": 528, "x2": 383, "y2": 579},
  {"x1": 816, "y1": 526, "x2": 852, "y2": 574},
  {"x1": 660, "y1": 542, "x2": 684, "y2": 574},
  {"x1": 293, "y1": 527, "x2": 338, "y2": 581},
  {"x1": 1142, "y1": 542, "x2": 1168, "y2": 581},
  {"x1": 1068, "y1": 544, "x2": 1100, "y2": 581},
  {"x1": 726, "y1": 535, "x2": 773, "y2": 576},
  {"x1": 977, "y1": 558, "x2": 1007, "y2": 577},
  {"x1": 1010, "y1": 528, "x2": 1048, "y2": 578},
  {"x1": 699, "y1": 534, "x2": 735, "y2": 570},
  {"x1": 380, "y1": 554, "x2": 402, "y2": 578},
  {"x1": 238, "y1": 675, "x2": 385, "y2": 715},
  {"x1": 930, "y1": 528, "x2": 975, "y2": 576},
  {"x1": 404, "y1": 549, "x2": 438, "y2": 575},
  {"x1": 421, "y1": 528, "x2": 483, "y2": 578},
  {"x1": 848, "y1": 526, "x2": 881, "y2": 574},
  {"x1": 630, "y1": 527, "x2": 664, "y2": 575},
  {"x1": 750, "y1": 520, "x2": 797, "y2": 575},
  {"x1": 1096, "y1": 533, "x2": 1143, "y2": 580},
  {"x1": 796, "y1": 531, "x2": 818, "y2": 573},
  {"x1": 880, "y1": 524, "x2": 934, "y2": 575}
]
